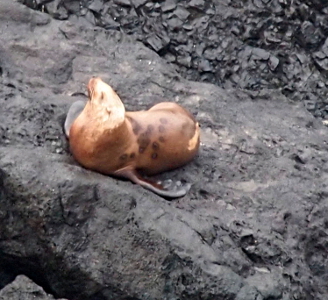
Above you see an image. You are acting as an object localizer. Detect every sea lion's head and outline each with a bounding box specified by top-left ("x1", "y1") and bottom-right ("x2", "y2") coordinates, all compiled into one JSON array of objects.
[
  {"x1": 87, "y1": 77, "x2": 125, "y2": 127},
  {"x1": 87, "y1": 77, "x2": 121, "y2": 107}
]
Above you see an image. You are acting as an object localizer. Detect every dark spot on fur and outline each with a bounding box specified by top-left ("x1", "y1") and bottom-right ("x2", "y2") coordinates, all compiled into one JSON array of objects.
[
  {"x1": 127, "y1": 116, "x2": 142, "y2": 135},
  {"x1": 138, "y1": 135, "x2": 151, "y2": 146},
  {"x1": 130, "y1": 152, "x2": 136, "y2": 159},
  {"x1": 141, "y1": 125, "x2": 154, "y2": 138},
  {"x1": 141, "y1": 133, "x2": 149, "y2": 139},
  {"x1": 137, "y1": 126, "x2": 153, "y2": 152},
  {"x1": 120, "y1": 154, "x2": 128, "y2": 160},
  {"x1": 158, "y1": 125, "x2": 165, "y2": 133},
  {"x1": 152, "y1": 142, "x2": 159, "y2": 150},
  {"x1": 181, "y1": 123, "x2": 189, "y2": 131},
  {"x1": 79, "y1": 125, "x2": 86, "y2": 134},
  {"x1": 159, "y1": 136, "x2": 165, "y2": 143},
  {"x1": 137, "y1": 135, "x2": 150, "y2": 153},
  {"x1": 160, "y1": 118, "x2": 168, "y2": 124},
  {"x1": 151, "y1": 153, "x2": 158, "y2": 159},
  {"x1": 147, "y1": 124, "x2": 154, "y2": 133}
]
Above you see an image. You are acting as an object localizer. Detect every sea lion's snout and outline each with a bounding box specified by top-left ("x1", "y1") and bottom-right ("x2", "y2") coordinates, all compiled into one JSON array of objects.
[
  {"x1": 87, "y1": 77, "x2": 102, "y2": 98},
  {"x1": 88, "y1": 77, "x2": 109, "y2": 105},
  {"x1": 88, "y1": 77, "x2": 102, "y2": 88},
  {"x1": 88, "y1": 78, "x2": 121, "y2": 109}
]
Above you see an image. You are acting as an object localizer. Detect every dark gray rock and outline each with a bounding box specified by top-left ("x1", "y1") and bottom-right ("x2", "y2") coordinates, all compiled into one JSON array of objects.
[
  {"x1": 161, "y1": 0, "x2": 177, "y2": 13},
  {"x1": 114, "y1": 0, "x2": 131, "y2": 7},
  {"x1": 88, "y1": 0, "x2": 104, "y2": 14},
  {"x1": 1, "y1": 1, "x2": 328, "y2": 300},
  {"x1": 146, "y1": 33, "x2": 170, "y2": 52},
  {"x1": 63, "y1": 0, "x2": 81, "y2": 15},
  {"x1": 37, "y1": 0, "x2": 328, "y2": 120},
  {"x1": 268, "y1": 55, "x2": 280, "y2": 71},
  {"x1": 173, "y1": 6, "x2": 190, "y2": 21},
  {"x1": 45, "y1": 0, "x2": 69, "y2": 20},
  {"x1": 187, "y1": 0, "x2": 206, "y2": 10},
  {"x1": 295, "y1": 20, "x2": 324, "y2": 50},
  {"x1": 132, "y1": 0, "x2": 148, "y2": 8}
]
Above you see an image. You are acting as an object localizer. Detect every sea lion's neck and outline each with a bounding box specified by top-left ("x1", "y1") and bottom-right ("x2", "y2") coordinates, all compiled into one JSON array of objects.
[
  {"x1": 71, "y1": 104, "x2": 131, "y2": 164},
  {"x1": 87, "y1": 100, "x2": 125, "y2": 130}
]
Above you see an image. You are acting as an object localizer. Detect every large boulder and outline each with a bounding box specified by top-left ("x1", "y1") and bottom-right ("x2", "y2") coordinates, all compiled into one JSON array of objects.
[{"x1": 1, "y1": 0, "x2": 328, "y2": 299}]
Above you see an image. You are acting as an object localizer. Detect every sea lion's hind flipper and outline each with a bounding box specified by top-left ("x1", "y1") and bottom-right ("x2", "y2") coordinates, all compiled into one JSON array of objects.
[
  {"x1": 64, "y1": 100, "x2": 87, "y2": 138},
  {"x1": 115, "y1": 168, "x2": 191, "y2": 199}
]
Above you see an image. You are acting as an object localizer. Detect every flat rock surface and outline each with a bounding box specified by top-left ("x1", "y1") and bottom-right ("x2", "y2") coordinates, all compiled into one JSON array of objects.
[{"x1": 1, "y1": 1, "x2": 328, "y2": 299}]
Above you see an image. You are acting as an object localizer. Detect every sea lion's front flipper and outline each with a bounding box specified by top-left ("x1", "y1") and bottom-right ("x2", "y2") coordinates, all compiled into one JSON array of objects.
[
  {"x1": 115, "y1": 168, "x2": 191, "y2": 199},
  {"x1": 64, "y1": 100, "x2": 87, "y2": 138}
]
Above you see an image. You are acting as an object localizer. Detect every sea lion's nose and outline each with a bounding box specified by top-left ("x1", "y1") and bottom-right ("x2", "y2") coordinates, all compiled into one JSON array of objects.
[{"x1": 89, "y1": 77, "x2": 98, "y2": 84}]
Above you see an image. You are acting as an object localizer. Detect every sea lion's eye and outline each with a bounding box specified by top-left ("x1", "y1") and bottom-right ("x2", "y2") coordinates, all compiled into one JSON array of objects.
[{"x1": 89, "y1": 88, "x2": 94, "y2": 98}]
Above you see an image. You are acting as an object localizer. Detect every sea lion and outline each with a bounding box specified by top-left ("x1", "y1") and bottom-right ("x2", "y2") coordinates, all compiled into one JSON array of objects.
[{"x1": 65, "y1": 77, "x2": 200, "y2": 198}]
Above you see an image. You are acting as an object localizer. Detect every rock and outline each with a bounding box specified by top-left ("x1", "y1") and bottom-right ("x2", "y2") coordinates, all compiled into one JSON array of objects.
[
  {"x1": 295, "y1": 20, "x2": 324, "y2": 50},
  {"x1": 1, "y1": 1, "x2": 328, "y2": 300},
  {"x1": 132, "y1": 0, "x2": 148, "y2": 8},
  {"x1": 304, "y1": 100, "x2": 317, "y2": 111},
  {"x1": 63, "y1": 0, "x2": 80, "y2": 14},
  {"x1": 316, "y1": 58, "x2": 328, "y2": 72},
  {"x1": 101, "y1": 16, "x2": 120, "y2": 30},
  {"x1": 166, "y1": 16, "x2": 183, "y2": 30},
  {"x1": 161, "y1": 0, "x2": 177, "y2": 13},
  {"x1": 14, "y1": 0, "x2": 328, "y2": 122},
  {"x1": 177, "y1": 55, "x2": 192, "y2": 67},
  {"x1": 252, "y1": 48, "x2": 270, "y2": 60},
  {"x1": 16, "y1": 0, "x2": 328, "y2": 120},
  {"x1": 114, "y1": 0, "x2": 131, "y2": 6},
  {"x1": 173, "y1": 6, "x2": 190, "y2": 20},
  {"x1": 0, "y1": 275, "x2": 67, "y2": 300},
  {"x1": 146, "y1": 33, "x2": 170, "y2": 52},
  {"x1": 45, "y1": 0, "x2": 69, "y2": 20},
  {"x1": 88, "y1": 0, "x2": 104, "y2": 13},
  {"x1": 268, "y1": 55, "x2": 280, "y2": 71},
  {"x1": 187, "y1": 0, "x2": 205, "y2": 10}
]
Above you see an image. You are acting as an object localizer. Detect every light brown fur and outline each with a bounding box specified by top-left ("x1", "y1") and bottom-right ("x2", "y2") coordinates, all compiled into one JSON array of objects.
[{"x1": 68, "y1": 77, "x2": 200, "y2": 198}]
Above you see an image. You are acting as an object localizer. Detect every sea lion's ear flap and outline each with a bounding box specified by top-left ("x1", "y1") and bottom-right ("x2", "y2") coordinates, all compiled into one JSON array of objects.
[
  {"x1": 64, "y1": 100, "x2": 87, "y2": 138},
  {"x1": 106, "y1": 107, "x2": 111, "y2": 115}
]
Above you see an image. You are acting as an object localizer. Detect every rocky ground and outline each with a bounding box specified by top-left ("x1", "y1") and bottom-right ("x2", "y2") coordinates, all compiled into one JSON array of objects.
[
  {"x1": 0, "y1": 275, "x2": 67, "y2": 300},
  {"x1": 21, "y1": 0, "x2": 328, "y2": 119},
  {"x1": 1, "y1": 0, "x2": 328, "y2": 299}
]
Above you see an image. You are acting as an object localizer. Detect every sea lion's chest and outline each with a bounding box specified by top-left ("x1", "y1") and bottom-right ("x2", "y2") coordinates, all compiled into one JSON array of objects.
[{"x1": 69, "y1": 112, "x2": 129, "y2": 171}]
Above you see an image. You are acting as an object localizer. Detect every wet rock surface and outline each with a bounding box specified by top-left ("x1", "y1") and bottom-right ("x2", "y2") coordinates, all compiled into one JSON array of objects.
[{"x1": 1, "y1": 0, "x2": 328, "y2": 300}]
